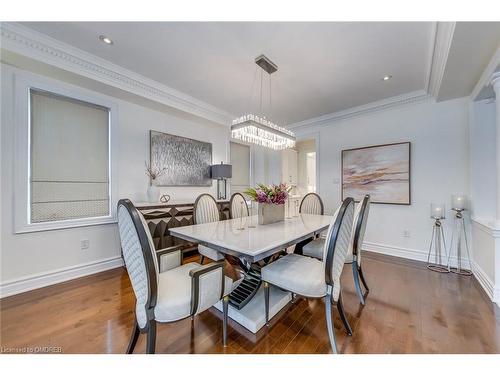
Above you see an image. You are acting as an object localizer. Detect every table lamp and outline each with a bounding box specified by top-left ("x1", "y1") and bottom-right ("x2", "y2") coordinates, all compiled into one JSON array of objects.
[{"x1": 211, "y1": 162, "x2": 232, "y2": 200}]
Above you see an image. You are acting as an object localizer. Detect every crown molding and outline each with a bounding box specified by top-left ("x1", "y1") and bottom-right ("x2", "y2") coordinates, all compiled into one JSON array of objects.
[
  {"x1": 1, "y1": 22, "x2": 456, "y2": 133},
  {"x1": 427, "y1": 22, "x2": 456, "y2": 98},
  {"x1": 471, "y1": 46, "x2": 500, "y2": 100},
  {"x1": 288, "y1": 90, "x2": 431, "y2": 131},
  {"x1": 0, "y1": 22, "x2": 234, "y2": 126},
  {"x1": 288, "y1": 22, "x2": 453, "y2": 132}
]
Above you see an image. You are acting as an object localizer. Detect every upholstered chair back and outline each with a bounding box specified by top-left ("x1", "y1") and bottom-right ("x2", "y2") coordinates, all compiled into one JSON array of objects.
[
  {"x1": 229, "y1": 193, "x2": 249, "y2": 219},
  {"x1": 323, "y1": 198, "x2": 355, "y2": 301},
  {"x1": 193, "y1": 194, "x2": 220, "y2": 224},
  {"x1": 117, "y1": 199, "x2": 158, "y2": 329},
  {"x1": 352, "y1": 195, "x2": 370, "y2": 265},
  {"x1": 299, "y1": 193, "x2": 324, "y2": 215}
]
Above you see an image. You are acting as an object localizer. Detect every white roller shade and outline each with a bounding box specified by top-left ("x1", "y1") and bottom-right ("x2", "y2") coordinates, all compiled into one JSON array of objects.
[{"x1": 30, "y1": 89, "x2": 110, "y2": 223}]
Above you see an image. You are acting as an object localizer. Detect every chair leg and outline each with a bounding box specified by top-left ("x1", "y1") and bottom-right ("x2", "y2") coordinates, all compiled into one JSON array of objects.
[
  {"x1": 324, "y1": 294, "x2": 338, "y2": 354},
  {"x1": 126, "y1": 318, "x2": 140, "y2": 354},
  {"x1": 146, "y1": 321, "x2": 156, "y2": 354},
  {"x1": 358, "y1": 264, "x2": 369, "y2": 292},
  {"x1": 222, "y1": 296, "x2": 229, "y2": 347},
  {"x1": 351, "y1": 262, "x2": 365, "y2": 305},
  {"x1": 336, "y1": 293, "x2": 353, "y2": 336},
  {"x1": 264, "y1": 281, "x2": 270, "y2": 325},
  {"x1": 200, "y1": 255, "x2": 205, "y2": 265}
]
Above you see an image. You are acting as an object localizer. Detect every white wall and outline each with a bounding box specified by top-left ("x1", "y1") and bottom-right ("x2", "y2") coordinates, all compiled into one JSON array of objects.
[
  {"x1": 295, "y1": 97, "x2": 470, "y2": 260},
  {"x1": 0, "y1": 64, "x2": 231, "y2": 292},
  {"x1": 469, "y1": 100, "x2": 496, "y2": 221},
  {"x1": 468, "y1": 98, "x2": 498, "y2": 302}
]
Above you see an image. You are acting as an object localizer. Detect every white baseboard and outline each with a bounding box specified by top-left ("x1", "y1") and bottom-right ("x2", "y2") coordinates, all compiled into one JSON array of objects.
[
  {"x1": 0, "y1": 256, "x2": 124, "y2": 298},
  {"x1": 471, "y1": 261, "x2": 495, "y2": 301},
  {"x1": 364, "y1": 241, "x2": 499, "y2": 306},
  {"x1": 363, "y1": 241, "x2": 469, "y2": 267}
]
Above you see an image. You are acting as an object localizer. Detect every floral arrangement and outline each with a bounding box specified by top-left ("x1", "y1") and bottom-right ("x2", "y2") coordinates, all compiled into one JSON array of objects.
[
  {"x1": 244, "y1": 183, "x2": 291, "y2": 205},
  {"x1": 145, "y1": 161, "x2": 166, "y2": 183}
]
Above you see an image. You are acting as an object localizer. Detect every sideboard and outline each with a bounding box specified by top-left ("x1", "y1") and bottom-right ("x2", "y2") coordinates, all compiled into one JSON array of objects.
[{"x1": 134, "y1": 200, "x2": 230, "y2": 257}]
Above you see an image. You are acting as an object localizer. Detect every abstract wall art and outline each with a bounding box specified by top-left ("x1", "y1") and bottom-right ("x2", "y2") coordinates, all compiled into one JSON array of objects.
[
  {"x1": 341, "y1": 142, "x2": 411, "y2": 205},
  {"x1": 150, "y1": 130, "x2": 212, "y2": 186}
]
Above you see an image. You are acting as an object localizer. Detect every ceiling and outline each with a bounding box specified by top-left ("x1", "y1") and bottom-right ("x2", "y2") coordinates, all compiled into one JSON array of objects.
[
  {"x1": 438, "y1": 22, "x2": 500, "y2": 101},
  {"x1": 13, "y1": 22, "x2": 500, "y2": 126},
  {"x1": 19, "y1": 22, "x2": 435, "y2": 125}
]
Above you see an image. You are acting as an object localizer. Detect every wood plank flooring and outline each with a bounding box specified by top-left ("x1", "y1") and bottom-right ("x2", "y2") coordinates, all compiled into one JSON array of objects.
[{"x1": 1, "y1": 252, "x2": 499, "y2": 354}]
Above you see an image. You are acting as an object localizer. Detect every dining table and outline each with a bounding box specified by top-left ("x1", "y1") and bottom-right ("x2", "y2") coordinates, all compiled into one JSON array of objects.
[{"x1": 169, "y1": 212, "x2": 333, "y2": 333}]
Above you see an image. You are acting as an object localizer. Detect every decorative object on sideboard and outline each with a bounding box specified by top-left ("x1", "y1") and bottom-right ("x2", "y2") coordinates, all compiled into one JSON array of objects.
[
  {"x1": 447, "y1": 194, "x2": 472, "y2": 276},
  {"x1": 231, "y1": 55, "x2": 296, "y2": 150},
  {"x1": 342, "y1": 142, "x2": 411, "y2": 205},
  {"x1": 244, "y1": 183, "x2": 290, "y2": 225},
  {"x1": 150, "y1": 130, "x2": 212, "y2": 186},
  {"x1": 211, "y1": 162, "x2": 232, "y2": 200},
  {"x1": 160, "y1": 194, "x2": 171, "y2": 203},
  {"x1": 145, "y1": 161, "x2": 165, "y2": 203},
  {"x1": 426, "y1": 203, "x2": 449, "y2": 273}
]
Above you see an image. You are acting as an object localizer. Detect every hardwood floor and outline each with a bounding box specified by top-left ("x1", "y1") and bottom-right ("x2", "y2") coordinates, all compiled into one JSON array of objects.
[{"x1": 1, "y1": 252, "x2": 499, "y2": 354}]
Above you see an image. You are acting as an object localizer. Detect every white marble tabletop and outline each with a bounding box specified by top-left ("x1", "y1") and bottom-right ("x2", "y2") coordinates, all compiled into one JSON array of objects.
[{"x1": 169, "y1": 214, "x2": 333, "y2": 262}]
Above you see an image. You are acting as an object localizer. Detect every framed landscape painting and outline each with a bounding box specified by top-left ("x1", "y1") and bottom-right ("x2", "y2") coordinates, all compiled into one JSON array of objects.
[{"x1": 341, "y1": 142, "x2": 411, "y2": 205}]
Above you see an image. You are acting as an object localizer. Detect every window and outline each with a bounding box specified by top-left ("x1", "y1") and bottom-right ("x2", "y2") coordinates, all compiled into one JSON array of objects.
[
  {"x1": 14, "y1": 72, "x2": 118, "y2": 232},
  {"x1": 30, "y1": 90, "x2": 110, "y2": 223}
]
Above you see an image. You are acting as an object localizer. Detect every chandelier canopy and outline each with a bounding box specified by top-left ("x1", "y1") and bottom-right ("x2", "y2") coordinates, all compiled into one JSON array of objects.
[{"x1": 231, "y1": 55, "x2": 295, "y2": 150}]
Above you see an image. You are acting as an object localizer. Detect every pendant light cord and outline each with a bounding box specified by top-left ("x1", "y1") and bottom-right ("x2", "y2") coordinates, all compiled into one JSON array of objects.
[
  {"x1": 269, "y1": 73, "x2": 272, "y2": 119},
  {"x1": 248, "y1": 65, "x2": 258, "y2": 115},
  {"x1": 260, "y1": 69, "x2": 263, "y2": 115}
]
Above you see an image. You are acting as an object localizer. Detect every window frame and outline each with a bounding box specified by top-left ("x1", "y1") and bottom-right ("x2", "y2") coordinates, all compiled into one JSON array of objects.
[{"x1": 14, "y1": 72, "x2": 119, "y2": 233}]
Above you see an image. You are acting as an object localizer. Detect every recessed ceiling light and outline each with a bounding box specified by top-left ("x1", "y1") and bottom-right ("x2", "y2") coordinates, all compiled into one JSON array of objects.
[
  {"x1": 382, "y1": 75, "x2": 392, "y2": 81},
  {"x1": 99, "y1": 35, "x2": 113, "y2": 45}
]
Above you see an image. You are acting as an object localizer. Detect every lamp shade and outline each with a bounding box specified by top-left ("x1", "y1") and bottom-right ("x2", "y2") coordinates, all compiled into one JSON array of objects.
[{"x1": 211, "y1": 162, "x2": 232, "y2": 179}]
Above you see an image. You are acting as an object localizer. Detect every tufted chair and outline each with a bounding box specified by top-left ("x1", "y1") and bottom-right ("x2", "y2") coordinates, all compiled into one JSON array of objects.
[
  {"x1": 302, "y1": 195, "x2": 371, "y2": 305},
  {"x1": 117, "y1": 199, "x2": 233, "y2": 354},
  {"x1": 193, "y1": 194, "x2": 225, "y2": 263},
  {"x1": 261, "y1": 198, "x2": 355, "y2": 354},
  {"x1": 299, "y1": 192, "x2": 324, "y2": 215},
  {"x1": 229, "y1": 192, "x2": 249, "y2": 219}
]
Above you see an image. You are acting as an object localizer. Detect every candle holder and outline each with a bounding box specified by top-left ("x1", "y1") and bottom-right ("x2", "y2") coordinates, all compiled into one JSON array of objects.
[
  {"x1": 293, "y1": 200, "x2": 299, "y2": 217},
  {"x1": 286, "y1": 198, "x2": 292, "y2": 219},
  {"x1": 236, "y1": 201, "x2": 245, "y2": 230},
  {"x1": 447, "y1": 207, "x2": 472, "y2": 276},
  {"x1": 427, "y1": 203, "x2": 449, "y2": 273},
  {"x1": 248, "y1": 200, "x2": 256, "y2": 228}
]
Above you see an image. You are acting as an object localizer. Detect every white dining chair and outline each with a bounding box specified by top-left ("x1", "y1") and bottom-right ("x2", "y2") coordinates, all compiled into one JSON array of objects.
[
  {"x1": 193, "y1": 194, "x2": 225, "y2": 263},
  {"x1": 261, "y1": 198, "x2": 355, "y2": 354},
  {"x1": 229, "y1": 192, "x2": 249, "y2": 219},
  {"x1": 302, "y1": 195, "x2": 371, "y2": 305},
  {"x1": 117, "y1": 199, "x2": 234, "y2": 353},
  {"x1": 299, "y1": 192, "x2": 324, "y2": 215}
]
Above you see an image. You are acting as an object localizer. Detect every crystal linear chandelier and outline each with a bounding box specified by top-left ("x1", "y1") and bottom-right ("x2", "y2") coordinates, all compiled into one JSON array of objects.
[{"x1": 231, "y1": 55, "x2": 296, "y2": 151}]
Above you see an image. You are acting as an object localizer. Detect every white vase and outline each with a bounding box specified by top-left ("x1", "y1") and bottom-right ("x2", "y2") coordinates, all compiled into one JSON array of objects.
[{"x1": 147, "y1": 184, "x2": 160, "y2": 203}]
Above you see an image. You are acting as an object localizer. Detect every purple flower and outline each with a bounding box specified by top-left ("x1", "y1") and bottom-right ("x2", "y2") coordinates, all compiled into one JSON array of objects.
[{"x1": 256, "y1": 190, "x2": 271, "y2": 203}]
